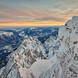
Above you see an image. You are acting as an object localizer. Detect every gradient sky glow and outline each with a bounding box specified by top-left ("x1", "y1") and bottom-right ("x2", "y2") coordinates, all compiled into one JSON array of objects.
[{"x1": 0, "y1": 0, "x2": 78, "y2": 26}]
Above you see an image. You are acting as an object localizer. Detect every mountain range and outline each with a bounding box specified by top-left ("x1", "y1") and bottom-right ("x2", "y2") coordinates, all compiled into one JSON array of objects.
[{"x1": 0, "y1": 16, "x2": 78, "y2": 78}]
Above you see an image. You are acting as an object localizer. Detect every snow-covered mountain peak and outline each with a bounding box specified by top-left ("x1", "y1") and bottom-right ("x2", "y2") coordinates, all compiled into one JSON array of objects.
[
  {"x1": 65, "y1": 16, "x2": 78, "y2": 29},
  {"x1": 17, "y1": 35, "x2": 46, "y2": 55},
  {"x1": 14, "y1": 36, "x2": 46, "y2": 68},
  {"x1": 0, "y1": 31, "x2": 13, "y2": 37}
]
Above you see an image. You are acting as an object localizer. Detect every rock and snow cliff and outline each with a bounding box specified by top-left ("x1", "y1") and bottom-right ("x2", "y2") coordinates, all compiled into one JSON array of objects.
[
  {"x1": 14, "y1": 36, "x2": 46, "y2": 68},
  {"x1": 39, "y1": 16, "x2": 78, "y2": 78},
  {"x1": 17, "y1": 36, "x2": 46, "y2": 57},
  {"x1": 44, "y1": 36, "x2": 60, "y2": 58}
]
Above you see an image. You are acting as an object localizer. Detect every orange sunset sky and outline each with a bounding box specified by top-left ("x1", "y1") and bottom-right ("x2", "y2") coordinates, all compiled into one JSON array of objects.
[{"x1": 0, "y1": 0, "x2": 78, "y2": 27}]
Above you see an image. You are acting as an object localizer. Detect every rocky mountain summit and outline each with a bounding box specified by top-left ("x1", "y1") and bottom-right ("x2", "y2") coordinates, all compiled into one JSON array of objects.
[
  {"x1": 14, "y1": 36, "x2": 46, "y2": 68},
  {"x1": 0, "y1": 16, "x2": 78, "y2": 78}
]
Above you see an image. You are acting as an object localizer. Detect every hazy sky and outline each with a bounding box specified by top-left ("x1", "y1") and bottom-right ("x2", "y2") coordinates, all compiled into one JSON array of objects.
[{"x1": 0, "y1": 0, "x2": 78, "y2": 26}]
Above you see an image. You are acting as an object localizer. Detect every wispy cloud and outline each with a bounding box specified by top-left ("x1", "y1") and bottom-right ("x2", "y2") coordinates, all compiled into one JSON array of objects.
[{"x1": 0, "y1": 0, "x2": 78, "y2": 26}]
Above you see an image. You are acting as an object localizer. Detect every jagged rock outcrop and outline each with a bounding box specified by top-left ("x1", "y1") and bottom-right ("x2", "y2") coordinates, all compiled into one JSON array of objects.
[
  {"x1": 14, "y1": 36, "x2": 46, "y2": 68},
  {"x1": 39, "y1": 16, "x2": 78, "y2": 78},
  {"x1": 17, "y1": 36, "x2": 46, "y2": 56},
  {"x1": 14, "y1": 53, "x2": 35, "y2": 78}
]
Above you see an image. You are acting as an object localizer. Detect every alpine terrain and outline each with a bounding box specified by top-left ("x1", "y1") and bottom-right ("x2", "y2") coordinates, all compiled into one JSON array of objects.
[{"x1": 0, "y1": 16, "x2": 78, "y2": 78}]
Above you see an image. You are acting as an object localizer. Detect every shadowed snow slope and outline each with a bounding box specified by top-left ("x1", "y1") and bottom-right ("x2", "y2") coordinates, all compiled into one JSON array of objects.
[{"x1": 44, "y1": 36, "x2": 60, "y2": 58}]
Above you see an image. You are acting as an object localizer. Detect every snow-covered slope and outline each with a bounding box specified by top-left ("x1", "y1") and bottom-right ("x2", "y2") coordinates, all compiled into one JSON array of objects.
[
  {"x1": 0, "y1": 54, "x2": 21, "y2": 78},
  {"x1": 30, "y1": 55, "x2": 57, "y2": 78},
  {"x1": 44, "y1": 36, "x2": 60, "y2": 58},
  {"x1": 39, "y1": 16, "x2": 78, "y2": 78}
]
